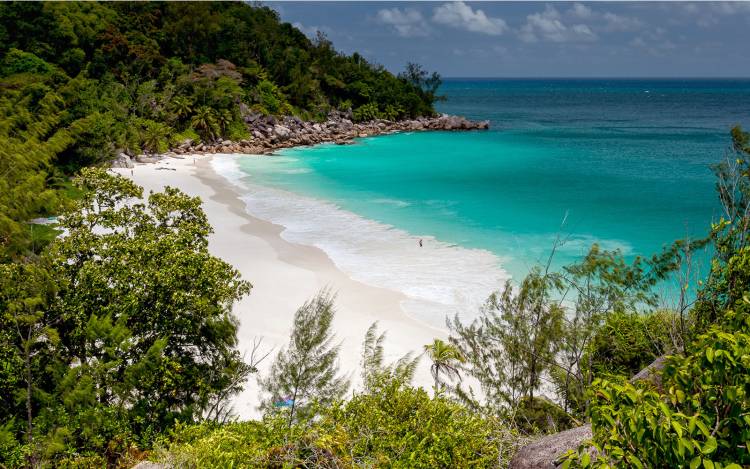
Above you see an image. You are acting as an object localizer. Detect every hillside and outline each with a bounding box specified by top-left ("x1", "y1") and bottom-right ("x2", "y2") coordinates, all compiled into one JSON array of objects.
[{"x1": 0, "y1": 1, "x2": 440, "y2": 259}]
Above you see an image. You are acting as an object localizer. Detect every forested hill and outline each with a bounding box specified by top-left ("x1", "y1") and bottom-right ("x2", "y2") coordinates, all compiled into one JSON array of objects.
[{"x1": 0, "y1": 1, "x2": 440, "y2": 260}]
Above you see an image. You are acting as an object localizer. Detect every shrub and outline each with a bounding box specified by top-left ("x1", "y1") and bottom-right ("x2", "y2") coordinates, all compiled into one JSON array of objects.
[
  {"x1": 157, "y1": 379, "x2": 524, "y2": 468},
  {"x1": 226, "y1": 119, "x2": 251, "y2": 142},
  {"x1": 0, "y1": 49, "x2": 54, "y2": 77},
  {"x1": 586, "y1": 310, "x2": 678, "y2": 378},
  {"x1": 170, "y1": 127, "x2": 201, "y2": 146},
  {"x1": 513, "y1": 397, "x2": 576, "y2": 435},
  {"x1": 352, "y1": 102, "x2": 379, "y2": 122},
  {"x1": 563, "y1": 297, "x2": 750, "y2": 468}
]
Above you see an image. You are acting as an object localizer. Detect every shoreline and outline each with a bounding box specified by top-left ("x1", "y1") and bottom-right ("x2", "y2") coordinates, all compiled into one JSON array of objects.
[
  {"x1": 112, "y1": 155, "x2": 447, "y2": 419},
  {"x1": 112, "y1": 114, "x2": 489, "y2": 166}
]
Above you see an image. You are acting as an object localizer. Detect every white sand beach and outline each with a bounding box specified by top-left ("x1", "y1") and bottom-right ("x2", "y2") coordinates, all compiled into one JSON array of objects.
[{"x1": 112, "y1": 155, "x2": 446, "y2": 419}]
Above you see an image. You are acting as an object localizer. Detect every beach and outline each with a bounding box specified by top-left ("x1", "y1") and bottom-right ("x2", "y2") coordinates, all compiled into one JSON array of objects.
[{"x1": 112, "y1": 155, "x2": 446, "y2": 419}]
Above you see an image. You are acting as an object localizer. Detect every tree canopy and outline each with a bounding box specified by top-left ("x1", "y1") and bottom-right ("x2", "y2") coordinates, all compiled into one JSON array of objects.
[{"x1": 0, "y1": 1, "x2": 440, "y2": 261}]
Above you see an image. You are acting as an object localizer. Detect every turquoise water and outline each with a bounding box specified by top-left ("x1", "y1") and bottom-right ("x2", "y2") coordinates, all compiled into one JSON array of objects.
[{"x1": 233, "y1": 79, "x2": 750, "y2": 281}]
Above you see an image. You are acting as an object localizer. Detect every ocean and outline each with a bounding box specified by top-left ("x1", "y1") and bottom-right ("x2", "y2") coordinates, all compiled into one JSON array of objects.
[{"x1": 213, "y1": 79, "x2": 750, "y2": 327}]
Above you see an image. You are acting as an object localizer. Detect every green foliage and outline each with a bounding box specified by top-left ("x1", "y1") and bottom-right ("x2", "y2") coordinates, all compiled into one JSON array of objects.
[
  {"x1": 0, "y1": 169, "x2": 252, "y2": 466},
  {"x1": 514, "y1": 397, "x2": 576, "y2": 435},
  {"x1": 565, "y1": 300, "x2": 750, "y2": 467},
  {"x1": 450, "y1": 267, "x2": 565, "y2": 412},
  {"x1": 361, "y1": 322, "x2": 420, "y2": 392},
  {"x1": 259, "y1": 291, "x2": 349, "y2": 425},
  {"x1": 190, "y1": 106, "x2": 218, "y2": 142},
  {"x1": 353, "y1": 102, "x2": 380, "y2": 122},
  {"x1": 564, "y1": 232, "x2": 750, "y2": 468},
  {"x1": 140, "y1": 119, "x2": 171, "y2": 153},
  {"x1": 160, "y1": 378, "x2": 523, "y2": 468},
  {"x1": 0, "y1": 1, "x2": 439, "y2": 260},
  {"x1": 693, "y1": 126, "x2": 750, "y2": 331},
  {"x1": 0, "y1": 48, "x2": 53, "y2": 77},
  {"x1": 586, "y1": 309, "x2": 678, "y2": 378},
  {"x1": 170, "y1": 127, "x2": 200, "y2": 146},
  {"x1": 423, "y1": 338, "x2": 464, "y2": 395}
]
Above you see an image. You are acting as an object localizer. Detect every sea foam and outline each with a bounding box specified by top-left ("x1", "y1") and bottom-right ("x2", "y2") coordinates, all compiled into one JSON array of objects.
[{"x1": 211, "y1": 154, "x2": 510, "y2": 328}]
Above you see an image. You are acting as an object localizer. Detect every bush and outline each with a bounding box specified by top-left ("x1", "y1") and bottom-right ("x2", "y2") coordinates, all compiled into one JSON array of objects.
[
  {"x1": 587, "y1": 310, "x2": 678, "y2": 378},
  {"x1": 226, "y1": 119, "x2": 251, "y2": 142},
  {"x1": 352, "y1": 102, "x2": 380, "y2": 122},
  {"x1": 564, "y1": 298, "x2": 750, "y2": 468},
  {"x1": 0, "y1": 49, "x2": 54, "y2": 77},
  {"x1": 170, "y1": 127, "x2": 201, "y2": 146},
  {"x1": 158, "y1": 379, "x2": 524, "y2": 468},
  {"x1": 513, "y1": 397, "x2": 576, "y2": 435}
]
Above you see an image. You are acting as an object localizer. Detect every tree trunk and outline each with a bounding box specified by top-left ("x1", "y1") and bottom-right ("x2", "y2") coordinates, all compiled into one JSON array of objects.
[
  {"x1": 24, "y1": 334, "x2": 35, "y2": 467},
  {"x1": 287, "y1": 386, "x2": 299, "y2": 433},
  {"x1": 25, "y1": 347, "x2": 32, "y2": 445}
]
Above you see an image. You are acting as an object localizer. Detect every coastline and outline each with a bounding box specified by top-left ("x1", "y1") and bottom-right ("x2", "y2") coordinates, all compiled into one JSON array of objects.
[
  {"x1": 111, "y1": 114, "x2": 489, "y2": 167},
  {"x1": 112, "y1": 154, "x2": 446, "y2": 419}
]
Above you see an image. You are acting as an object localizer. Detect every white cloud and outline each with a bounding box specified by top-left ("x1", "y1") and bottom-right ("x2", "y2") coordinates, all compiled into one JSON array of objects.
[
  {"x1": 375, "y1": 7, "x2": 430, "y2": 37},
  {"x1": 629, "y1": 26, "x2": 677, "y2": 56},
  {"x1": 673, "y1": 2, "x2": 750, "y2": 28},
  {"x1": 602, "y1": 12, "x2": 644, "y2": 32},
  {"x1": 569, "y1": 3, "x2": 593, "y2": 19},
  {"x1": 432, "y1": 1, "x2": 508, "y2": 36},
  {"x1": 292, "y1": 22, "x2": 331, "y2": 40},
  {"x1": 519, "y1": 5, "x2": 597, "y2": 43}
]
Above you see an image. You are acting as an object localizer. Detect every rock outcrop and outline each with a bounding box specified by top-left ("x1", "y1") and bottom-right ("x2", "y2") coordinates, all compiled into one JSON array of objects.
[
  {"x1": 509, "y1": 356, "x2": 668, "y2": 469},
  {"x1": 115, "y1": 114, "x2": 489, "y2": 167},
  {"x1": 164, "y1": 114, "x2": 489, "y2": 157},
  {"x1": 111, "y1": 152, "x2": 134, "y2": 168}
]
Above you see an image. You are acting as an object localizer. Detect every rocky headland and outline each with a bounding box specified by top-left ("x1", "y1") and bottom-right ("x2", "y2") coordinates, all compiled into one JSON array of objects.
[{"x1": 112, "y1": 113, "x2": 489, "y2": 167}]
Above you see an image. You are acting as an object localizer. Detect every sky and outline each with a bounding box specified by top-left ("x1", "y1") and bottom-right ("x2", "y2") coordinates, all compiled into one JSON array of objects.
[{"x1": 266, "y1": 1, "x2": 750, "y2": 78}]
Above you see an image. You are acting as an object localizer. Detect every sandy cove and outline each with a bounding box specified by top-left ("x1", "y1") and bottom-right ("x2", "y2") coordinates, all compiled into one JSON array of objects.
[{"x1": 112, "y1": 155, "x2": 446, "y2": 419}]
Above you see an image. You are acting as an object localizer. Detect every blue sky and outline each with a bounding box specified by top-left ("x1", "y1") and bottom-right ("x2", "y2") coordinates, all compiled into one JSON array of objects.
[{"x1": 267, "y1": 1, "x2": 750, "y2": 77}]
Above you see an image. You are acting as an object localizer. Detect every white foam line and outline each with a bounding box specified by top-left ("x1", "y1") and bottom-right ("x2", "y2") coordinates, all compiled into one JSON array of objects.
[{"x1": 211, "y1": 154, "x2": 511, "y2": 328}]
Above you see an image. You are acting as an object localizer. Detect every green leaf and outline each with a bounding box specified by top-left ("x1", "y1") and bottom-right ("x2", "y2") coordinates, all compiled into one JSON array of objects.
[
  {"x1": 695, "y1": 419, "x2": 710, "y2": 438},
  {"x1": 626, "y1": 454, "x2": 644, "y2": 469},
  {"x1": 690, "y1": 456, "x2": 702, "y2": 469},
  {"x1": 702, "y1": 437, "x2": 717, "y2": 455},
  {"x1": 706, "y1": 348, "x2": 714, "y2": 363},
  {"x1": 672, "y1": 420, "x2": 684, "y2": 437}
]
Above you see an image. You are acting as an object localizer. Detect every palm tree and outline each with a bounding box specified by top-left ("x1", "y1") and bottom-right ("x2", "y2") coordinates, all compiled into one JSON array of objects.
[
  {"x1": 191, "y1": 106, "x2": 218, "y2": 142},
  {"x1": 142, "y1": 121, "x2": 169, "y2": 154},
  {"x1": 170, "y1": 96, "x2": 193, "y2": 122},
  {"x1": 423, "y1": 339, "x2": 464, "y2": 396},
  {"x1": 216, "y1": 109, "x2": 233, "y2": 137}
]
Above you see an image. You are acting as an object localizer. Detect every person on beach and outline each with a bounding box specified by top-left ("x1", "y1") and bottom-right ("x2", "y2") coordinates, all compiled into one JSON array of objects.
[{"x1": 419, "y1": 239, "x2": 423, "y2": 247}]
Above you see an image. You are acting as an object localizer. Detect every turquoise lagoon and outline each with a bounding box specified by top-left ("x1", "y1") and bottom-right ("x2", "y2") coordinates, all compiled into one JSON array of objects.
[{"x1": 214, "y1": 79, "x2": 750, "y2": 326}]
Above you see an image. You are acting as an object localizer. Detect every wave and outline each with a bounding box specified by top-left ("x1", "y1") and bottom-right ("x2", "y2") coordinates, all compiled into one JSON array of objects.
[
  {"x1": 211, "y1": 155, "x2": 511, "y2": 328},
  {"x1": 371, "y1": 198, "x2": 411, "y2": 208}
]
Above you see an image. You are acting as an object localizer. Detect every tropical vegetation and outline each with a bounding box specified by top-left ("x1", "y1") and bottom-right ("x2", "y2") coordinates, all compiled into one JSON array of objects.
[
  {"x1": 0, "y1": 1, "x2": 440, "y2": 261},
  {"x1": 1, "y1": 1, "x2": 750, "y2": 467}
]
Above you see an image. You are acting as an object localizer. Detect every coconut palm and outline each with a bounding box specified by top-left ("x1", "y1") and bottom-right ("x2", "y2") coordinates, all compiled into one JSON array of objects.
[
  {"x1": 141, "y1": 121, "x2": 170, "y2": 154},
  {"x1": 216, "y1": 109, "x2": 233, "y2": 137},
  {"x1": 191, "y1": 106, "x2": 218, "y2": 141},
  {"x1": 423, "y1": 338, "x2": 464, "y2": 396},
  {"x1": 170, "y1": 96, "x2": 193, "y2": 121}
]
